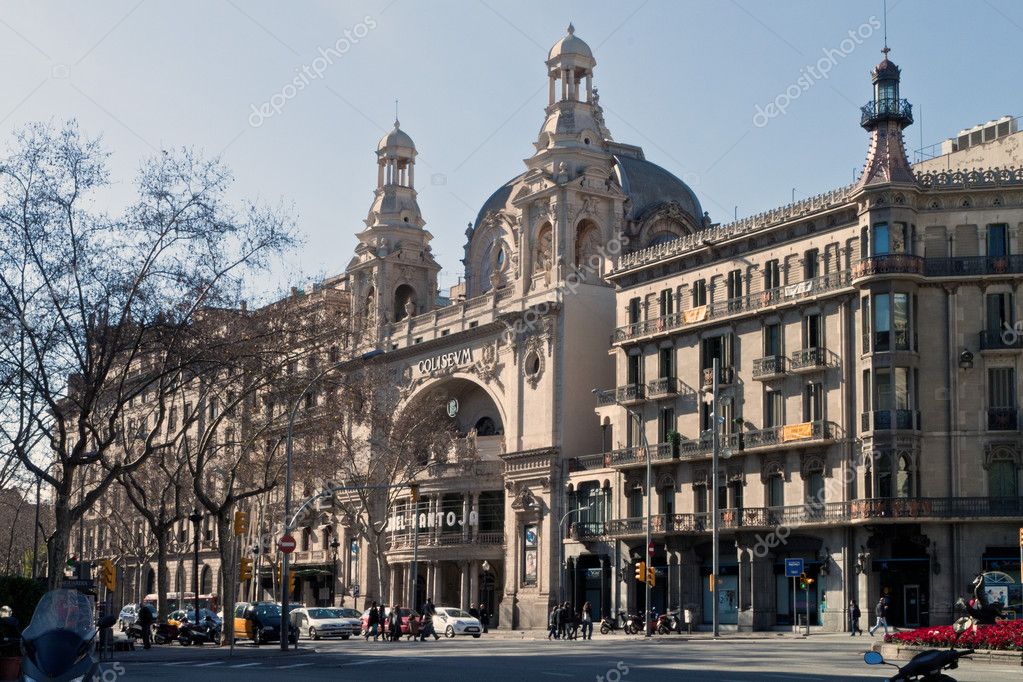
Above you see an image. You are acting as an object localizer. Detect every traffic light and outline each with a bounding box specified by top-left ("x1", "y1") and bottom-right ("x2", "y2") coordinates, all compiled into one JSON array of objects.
[
  {"x1": 799, "y1": 572, "x2": 815, "y2": 590},
  {"x1": 410, "y1": 484, "x2": 419, "y2": 503},
  {"x1": 100, "y1": 559, "x2": 116, "y2": 592},
  {"x1": 646, "y1": 566, "x2": 656, "y2": 587},
  {"x1": 287, "y1": 569, "x2": 296, "y2": 594},
  {"x1": 239, "y1": 557, "x2": 253, "y2": 581},
  {"x1": 233, "y1": 510, "x2": 249, "y2": 536},
  {"x1": 274, "y1": 565, "x2": 282, "y2": 584},
  {"x1": 634, "y1": 561, "x2": 646, "y2": 582}
]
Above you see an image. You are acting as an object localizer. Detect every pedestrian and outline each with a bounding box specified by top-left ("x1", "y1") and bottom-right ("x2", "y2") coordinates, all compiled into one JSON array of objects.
[
  {"x1": 568, "y1": 603, "x2": 579, "y2": 640},
  {"x1": 390, "y1": 606, "x2": 402, "y2": 641},
  {"x1": 407, "y1": 610, "x2": 420, "y2": 640},
  {"x1": 480, "y1": 606, "x2": 490, "y2": 634},
  {"x1": 547, "y1": 602, "x2": 558, "y2": 640},
  {"x1": 366, "y1": 601, "x2": 380, "y2": 641},
  {"x1": 868, "y1": 597, "x2": 889, "y2": 636},
  {"x1": 419, "y1": 597, "x2": 440, "y2": 641},
  {"x1": 556, "y1": 602, "x2": 567, "y2": 640},
  {"x1": 469, "y1": 602, "x2": 480, "y2": 620},
  {"x1": 580, "y1": 602, "x2": 593, "y2": 640},
  {"x1": 848, "y1": 599, "x2": 862, "y2": 636},
  {"x1": 137, "y1": 603, "x2": 154, "y2": 650}
]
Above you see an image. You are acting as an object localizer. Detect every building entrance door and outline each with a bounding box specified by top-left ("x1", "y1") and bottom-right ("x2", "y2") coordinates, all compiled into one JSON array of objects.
[{"x1": 903, "y1": 584, "x2": 921, "y2": 627}]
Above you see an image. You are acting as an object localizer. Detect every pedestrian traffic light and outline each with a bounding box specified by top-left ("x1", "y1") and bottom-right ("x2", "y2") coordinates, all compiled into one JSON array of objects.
[
  {"x1": 634, "y1": 561, "x2": 646, "y2": 582},
  {"x1": 239, "y1": 557, "x2": 253, "y2": 581},
  {"x1": 233, "y1": 510, "x2": 249, "y2": 536},
  {"x1": 100, "y1": 559, "x2": 116, "y2": 592},
  {"x1": 646, "y1": 566, "x2": 656, "y2": 587},
  {"x1": 799, "y1": 573, "x2": 807, "y2": 590},
  {"x1": 410, "y1": 484, "x2": 419, "y2": 503}
]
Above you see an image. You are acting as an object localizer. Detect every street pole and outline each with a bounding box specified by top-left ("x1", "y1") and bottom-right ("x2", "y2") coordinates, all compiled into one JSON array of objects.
[
  {"x1": 711, "y1": 356, "x2": 720, "y2": 638},
  {"x1": 189, "y1": 509, "x2": 201, "y2": 626},
  {"x1": 559, "y1": 504, "x2": 594, "y2": 604},
  {"x1": 642, "y1": 406, "x2": 652, "y2": 639},
  {"x1": 411, "y1": 498, "x2": 420, "y2": 612},
  {"x1": 32, "y1": 473, "x2": 40, "y2": 579},
  {"x1": 331, "y1": 540, "x2": 339, "y2": 606}
]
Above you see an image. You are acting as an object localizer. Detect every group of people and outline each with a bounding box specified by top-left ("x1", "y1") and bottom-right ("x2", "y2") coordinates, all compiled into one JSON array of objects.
[
  {"x1": 547, "y1": 601, "x2": 594, "y2": 640},
  {"x1": 363, "y1": 600, "x2": 413, "y2": 642},
  {"x1": 847, "y1": 597, "x2": 890, "y2": 636}
]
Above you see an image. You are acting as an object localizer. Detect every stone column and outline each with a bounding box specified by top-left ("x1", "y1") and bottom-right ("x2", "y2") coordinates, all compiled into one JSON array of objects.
[
  {"x1": 408, "y1": 162, "x2": 414, "y2": 189},
  {"x1": 460, "y1": 561, "x2": 470, "y2": 610},
  {"x1": 585, "y1": 73, "x2": 592, "y2": 102},
  {"x1": 549, "y1": 75, "x2": 555, "y2": 105},
  {"x1": 471, "y1": 493, "x2": 480, "y2": 541},
  {"x1": 462, "y1": 494, "x2": 470, "y2": 542},
  {"x1": 469, "y1": 560, "x2": 480, "y2": 609}
]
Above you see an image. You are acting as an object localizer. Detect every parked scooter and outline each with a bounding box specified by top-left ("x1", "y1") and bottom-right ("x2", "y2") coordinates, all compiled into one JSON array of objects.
[
  {"x1": 656, "y1": 611, "x2": 681, "y2": 635},
  {"x1": 599, "y1": 610, "x2": 628, "y2": 635},
  {"x1": 19, "y1": 589, "x2": 117, "y2": 682},
  {"x1": 623, "y1": 612, "x2": 645, "y2": 635},
  {"x1": 863, "y1": 617, "x2": 975, "y2": 681},
  {"x1": 178, "y1": 616, "x2": 219, "y2": 646}
]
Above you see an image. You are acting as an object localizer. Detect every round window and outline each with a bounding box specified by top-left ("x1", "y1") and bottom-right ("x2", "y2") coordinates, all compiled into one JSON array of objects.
[{"x1": 525, "y1": 351, "x2": 541, "y2": 377}]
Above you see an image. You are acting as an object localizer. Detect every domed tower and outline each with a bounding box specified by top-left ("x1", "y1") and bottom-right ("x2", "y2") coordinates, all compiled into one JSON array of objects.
[
  {"x1": 855, "y1": 47, "x2": 915, "y2": 188},
  {"x1": 347, "y1": 120, "x2": 440, "y2": 347}
]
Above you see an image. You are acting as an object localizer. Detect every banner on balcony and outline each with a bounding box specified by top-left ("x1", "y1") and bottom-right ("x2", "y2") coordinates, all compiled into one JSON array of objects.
[
  {"x1": 782, "y1": 422, "x2": 814, "y2": 442},
  {"x1": 783, "y1": 280, "x2": 813, "y2": 298},
  {"x1": 386, "y1": 509, "x2": 479, "y2": 532},
  {"x1": 682, "y1": 306, "x2": 708, "y2": 324}
]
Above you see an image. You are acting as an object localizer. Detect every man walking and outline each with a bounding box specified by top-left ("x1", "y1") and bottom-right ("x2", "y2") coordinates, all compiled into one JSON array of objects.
[
  {"x1": 848, "y1": 599, "x2": 862, "y2": 635},
  {"x1": 137, "y1": 603, "x2": 154, "y2": 649},
  {"x1": 868, "y1": 597, "x2": 889, "y2": 636},
  {"x1": 419, "y1": 597, "x2": 440, "y2": 641},
  {"x1": 366, "y1": 601, "x2": 380, "y2": 641},
  {"x1": 547, "y1": 602, "x2": 558, "y2": 640}
]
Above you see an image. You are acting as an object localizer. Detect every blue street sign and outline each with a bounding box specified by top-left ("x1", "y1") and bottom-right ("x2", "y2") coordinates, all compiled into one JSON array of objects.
[{"x1": 785, "y1": 558, "x2": 804, "y2": 578}]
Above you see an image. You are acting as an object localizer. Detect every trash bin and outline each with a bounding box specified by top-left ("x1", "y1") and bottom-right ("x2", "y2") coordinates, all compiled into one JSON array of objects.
[{"x1": 684, "y1": 609, "x2": 693, "y2": 634}]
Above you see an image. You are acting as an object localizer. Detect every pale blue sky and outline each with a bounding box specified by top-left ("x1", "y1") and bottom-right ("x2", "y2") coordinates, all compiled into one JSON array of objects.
[{"x1": 2, "y1": 0, "x2": 1019, "y2": 300}]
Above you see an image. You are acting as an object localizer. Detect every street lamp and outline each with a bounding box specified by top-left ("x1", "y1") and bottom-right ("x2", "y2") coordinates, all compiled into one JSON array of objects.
[
  {"x1": 330, "y1": 538, "x2": 340, "y2": 606},
  {"x1": 558, "y1": 503, "x2": 594, "y2": 604},
  {"x1": 188, "y1": 509, "x2": 202, "y2": 626},
  {"x1": 593, "y1": 387, "x2": 653, "y2": 638}
]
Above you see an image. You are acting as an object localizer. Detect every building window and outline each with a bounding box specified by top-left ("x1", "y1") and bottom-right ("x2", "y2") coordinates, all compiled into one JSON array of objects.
[
  {"x1": 803, "y1": 382, "x2": 823, "y2": 422},
  {"x1": 803, "y1": 248, "x2": 819, "y2": 279},
  {"x1": 701, "y1": 334, "x2": 733, "y2": 369},
  {"x1": 659, "y1": 347, "x2": 673, "y2": 379},
  {"x1": 729, "y1": 481, "x2": 744, "y2": 510},
  {"x1": 763, "y1": 323, "x2": 781, "y2": 357},
  {"x1": 873, "y1": 293, "x2": 890, "y2": 351},
  {"x1": 764, "y1": 259, "x2": 780, "y2": 290},
  {"x1": 896, "y1": 454, "x2": 914, "y2": 498},
  {"x1": 806, "y1": 470, "x2": 825, "y2": 509},
  {"x1": 861, "y1": 295, "x2": 871, "y2": 352},
  {"x1": 987, "y1": 223, "x2": 1009, "y2": 257},
  {"x1": 803, "y1": 314, "x2": 823, "y2": 349},
  {"x1": 627, "y1": 354, "x2": 643, "y2": 386},
  {"x1": 691, "y1": 279, "x2": 707, "y2": 307},
  {"x1": 872, "y1": 222, "x2": 890, "y2": 255},
  {"x1": 893, "y1": 293, "x2": 910, "y2": 350},
  {"x1": 767, "y1": 475, "x2": 784, "y2": 508},
  {"x1": 764, "y1": 390, "x2": 784, "y2": 428},
  {"x1": 986, "y1": 293, "x2": 1014, "y2": 335},
  {"x1": 694, "y1": 485, "x2": 707, "y2": 515},
  {"x1": 726, "y1": 269, "x2": 742, "y2": 308},
  {"x1": 628, "y1": 297, "x2": 641, "y2": 325},
  {"x1": 870, "y1": 293, "x2": 912, "y2": 351},
  {"x1": 988, "y1": 367, "x2": 1017, "y2": 430},
  {"x1": 627, "y1": 486, "x2": 644, "y2": 518},
  {"x1": 988, "y1": 455, "x2": 1019, "y2": 497},
  {"x1": 659, "y1": 407, "x2": 675, "y2": 443},
  {"x1": 659, "y1": 289, "x2": 673, "y2": 317}
]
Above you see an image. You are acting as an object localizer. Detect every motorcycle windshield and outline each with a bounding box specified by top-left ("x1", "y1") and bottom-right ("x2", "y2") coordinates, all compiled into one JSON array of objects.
[{"x1": 22, "y1": 590, "x2": 95, "y2": 677}]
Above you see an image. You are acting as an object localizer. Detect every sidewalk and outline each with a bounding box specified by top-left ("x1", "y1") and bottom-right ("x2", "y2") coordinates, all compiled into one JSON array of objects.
[{"x1": 112, "y1": 642, "x2": 315, "y2": 664}]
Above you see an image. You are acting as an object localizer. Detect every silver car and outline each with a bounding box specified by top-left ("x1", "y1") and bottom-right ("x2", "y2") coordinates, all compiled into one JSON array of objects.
[{"x1": 290, "y1": 607, "x2": 356, "y2": 640}]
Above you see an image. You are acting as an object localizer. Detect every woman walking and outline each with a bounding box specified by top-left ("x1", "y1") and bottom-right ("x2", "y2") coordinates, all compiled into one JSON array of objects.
[{"x1": 579, "y1": 602, "x2": 593, "y2": 640}]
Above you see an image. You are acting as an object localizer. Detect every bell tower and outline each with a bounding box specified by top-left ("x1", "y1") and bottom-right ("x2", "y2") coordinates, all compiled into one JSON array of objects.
[{"x1": 346, "y1": 119, "x2": 440, "y2": 348}]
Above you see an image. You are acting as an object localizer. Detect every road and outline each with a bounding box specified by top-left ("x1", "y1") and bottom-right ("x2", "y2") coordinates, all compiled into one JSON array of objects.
[{"x1": 108, "y1": 633, "x2": 1022, "y2": 681}]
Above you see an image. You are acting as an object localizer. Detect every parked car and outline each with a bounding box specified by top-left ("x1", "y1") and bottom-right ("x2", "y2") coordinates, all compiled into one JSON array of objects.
[
  {"x1": 232, "y1": 602, "x2": 298, "y2": 645},
  {"x1": 117, "y1": 603, "x2": 146, "y2": 631},
  {"x1": 360, "y1": 606, "x2": 419, "y2": 637},
  {"x1": 433, "y1": 607, "x2": 482, "y2": 638},
  {"x1": 290, "y1": 607, "x2": 357, "y2": 640}
]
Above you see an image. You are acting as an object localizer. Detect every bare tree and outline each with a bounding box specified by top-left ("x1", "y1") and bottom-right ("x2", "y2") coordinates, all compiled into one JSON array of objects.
[{"x1": 0, "y1": 121, "x2": 295, "y2": 588}]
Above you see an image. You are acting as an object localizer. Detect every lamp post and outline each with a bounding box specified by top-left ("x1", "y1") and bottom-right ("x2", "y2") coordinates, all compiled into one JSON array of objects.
[
  {"x1": 710, "y1": 357, "x2": 721, "y2": 639},
  {"x1": 330, "y1": 539, "x2": 340, "y2": 606},
  {"x1": 188, "y1": 509, "x2": 202, "y2": 625},
  {"x1": 558, "y1": 503, "x2": 593, "y2": 604},
  {"x1": 593, "y1": 387, "x2": 653, "y2": 637}
]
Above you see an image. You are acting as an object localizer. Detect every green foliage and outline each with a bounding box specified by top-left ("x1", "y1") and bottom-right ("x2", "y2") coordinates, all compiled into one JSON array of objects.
[{"x1": 0, "y1": 575, "x2": 47, "y2": 628}]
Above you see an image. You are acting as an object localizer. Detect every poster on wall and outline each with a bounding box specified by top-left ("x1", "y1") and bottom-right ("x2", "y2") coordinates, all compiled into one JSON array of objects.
[{"x1": 523, "y1": 524, "x2": 538, "y2": 585}]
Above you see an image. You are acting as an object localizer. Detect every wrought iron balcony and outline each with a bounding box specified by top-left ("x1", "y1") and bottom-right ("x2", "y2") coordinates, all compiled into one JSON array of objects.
[
  {"x1": 852, "y1": 254, "x2": 924, "y2": 279},
  {"x1": 605, "y1": 443, "x2": 676, "y2": 468},
  {"x1": 647, "y1": 376, "x2": 678, "y2": 398},
  {"x1": 752, "y1": 355, "x2": 786, "y2": 380},
  {"x1": 387, "y1": 531, "x2": 504, "y2": 550},
  {"x1": 979, "y1": 329, "x2": 1023, "y2": 351},
  {"x1": 701, "y1": 366, "x2": 734, "y2": 390},
  {"x1": 923, "y1": 254, "x2": 1023, "y2": 277},
  {"x1": 860, "y1": 98, "x2": 913, "y2": 127},
  {"x1": 741, "y1": 420, "x2": 836, "y2": 452},
  {"x1": 567, "y1": 453, "x2": 610, "y2": 472},
  {"x1": 988, "y1": 407, "x2": 1019, "y2": 431},
  {"x1": 595, "y1": 383, "x2": 645, "y2": 406},
  {"x1": 790, "y1": 347, "x2": 828, "y2": 372}
]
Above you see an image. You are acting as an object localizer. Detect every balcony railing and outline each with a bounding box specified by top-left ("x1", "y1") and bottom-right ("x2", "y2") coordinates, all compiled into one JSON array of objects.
[
  {"x1": 742, "y1": 420, "x2": 836, "y2": 451},
  {"x1": 591, "y1": 497, "x2": 1023, "y2": 538},
  {"x1": 852, "y1": 254, "x2": 924, "y2": 279},
  {"x1": 606, "y1": 443, "x2": 676, "y2": 468},
  {"x1": 861, "y1": 409, "x2": 921, "y2": 432},
  {"x1": 647, "y1": 377, "x2": 678, "y2": 398},
  {"x1": 567, "y1": 453, "x2": 610, "y2": 472},
  {"x1": 752, "y1": 355, "x2": 786, "y2": 379},
  {"x1": 387, "y1": 531, "x2": 504, "y2": 550},
  {"x1": 612, "y1": 270, "x2": 852, "y2": 343},
  {"x1": 790, "y1": 347, "x2": 828, "y2": 371},
  {"x1": 980, "y1": 329, "x2": 1023, "y2": 351},
  {"x1": 924, "y1": 255, "x2": 1023, "y2": 277},
  {"x1": 595, "y1": 383, "x2": 645, "y2": 405},
  {"x1": 860, "y1": 98, "x2": 913, "y2": 126},
  {"x1": 701, "y1": 366, "x2": 734, "y2": 389},
  {"x1": 988, "y1": 407, "x2": 1019, "y2": 431}
]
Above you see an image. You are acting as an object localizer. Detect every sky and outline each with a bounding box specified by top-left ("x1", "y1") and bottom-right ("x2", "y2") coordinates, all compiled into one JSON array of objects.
[{"x1": 1, "y1": 0, "x2": 1020, "y2": 302}]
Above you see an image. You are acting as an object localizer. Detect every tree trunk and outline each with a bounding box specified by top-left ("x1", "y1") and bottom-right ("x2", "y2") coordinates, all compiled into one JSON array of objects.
[
  {"x1": 216, "y1": 513, "x2": 236, "y2": 646},
  {"x1": 45, "y1": 515, "x2": 72, "y2": 590},
  {"x1": 155, "y1": 532, "x2": 170, "y2": 620}
]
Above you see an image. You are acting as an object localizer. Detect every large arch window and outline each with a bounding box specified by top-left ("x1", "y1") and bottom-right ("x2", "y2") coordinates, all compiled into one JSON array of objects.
[
  {"x1": 394, "y1": 284, "x2": 417, "y2": 322},
  {"x1": 574, "y1": 220, "x2": 603, "y2": 279}
]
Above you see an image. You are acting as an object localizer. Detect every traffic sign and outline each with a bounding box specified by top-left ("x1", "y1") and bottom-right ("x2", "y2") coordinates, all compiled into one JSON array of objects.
[
  {"x1": 278, "y1": 534, "x2": 297, "y2": 554},
  {"x1": 785, "y1": 558, "x2": 804, "y2": 578},
  {"x1": 62, "y1": 578, "x2": 96, "y2": 592}
]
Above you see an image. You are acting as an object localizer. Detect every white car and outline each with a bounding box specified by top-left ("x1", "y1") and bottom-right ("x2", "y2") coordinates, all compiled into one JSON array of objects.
[
  {"x1": 290, "y1": 607, "x2": 357, "y2": 640},
  {"x1": 433, "y1": 607, "x2": 483, "y2": 638}
]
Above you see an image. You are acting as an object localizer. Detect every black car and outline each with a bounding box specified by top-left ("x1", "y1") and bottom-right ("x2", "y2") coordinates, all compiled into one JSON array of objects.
[{"x1": 233, "y1": 602, "x2": 298, "y2": 645}]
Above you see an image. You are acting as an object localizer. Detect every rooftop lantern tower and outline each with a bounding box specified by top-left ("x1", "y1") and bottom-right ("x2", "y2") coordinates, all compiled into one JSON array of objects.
[{"x1": 856, "y1": 46, "x2": 915, "y2": 187}]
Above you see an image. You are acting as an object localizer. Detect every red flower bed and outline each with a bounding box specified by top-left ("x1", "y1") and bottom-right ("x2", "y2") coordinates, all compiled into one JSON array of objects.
[{"x1": 884, "y1": 620, "x2": 1023, "y2": 651}]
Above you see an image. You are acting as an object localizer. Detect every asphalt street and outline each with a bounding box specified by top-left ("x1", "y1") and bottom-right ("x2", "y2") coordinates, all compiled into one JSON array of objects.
[{"x1": 107, "y1": 633, "x2": 1023, "y2": 681}]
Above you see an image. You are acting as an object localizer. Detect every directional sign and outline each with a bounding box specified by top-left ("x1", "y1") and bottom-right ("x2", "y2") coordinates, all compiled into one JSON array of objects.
[
  {"x1": 278, "y1": 534, "x2": 297, "y2": 554},
  {"x1": 785, "y1": 558, "x2": 804, "y2": 578},
  {"x1": 62, "y1": 578, "x2": 96, "y2": 593}
]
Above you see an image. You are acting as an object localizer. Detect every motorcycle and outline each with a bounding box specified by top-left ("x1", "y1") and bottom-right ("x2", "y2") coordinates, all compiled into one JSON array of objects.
[
  {"x1": 178, "y1": 617, "x2": 218, "y2": 646},
  {"x1": 656, "y1": 611, "x2": 680, "y2": 635},
  {"x1": 623, "y1": 612, "x2": 645, "y2": 635},
  {"x1": 127, "y1": 618, "x2": 178, "y2": 645},
  {"x1": 599, "y1": 611, "x2": 627, "y2": 635},
  {"x1": 863, "y1": 617, "x2": 975, "y2": 681},
  {"x1": 20, "y1": 589, "x2": 118, "y2": 682}
]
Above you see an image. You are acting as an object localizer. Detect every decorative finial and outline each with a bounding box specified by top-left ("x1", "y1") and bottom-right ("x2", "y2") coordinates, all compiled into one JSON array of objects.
[
  {"x1": 394, "y1": 98, "x2": 399, "y2": 128},
  {"x1": 882, "y1": 0, "x2": 889, "y2": 55},
  {"x1": 567, "y1": 22, "x2": 575, "y2": 35},
  {"x1": 881, "y1": 46, "x2": 890, "y2": 58}
]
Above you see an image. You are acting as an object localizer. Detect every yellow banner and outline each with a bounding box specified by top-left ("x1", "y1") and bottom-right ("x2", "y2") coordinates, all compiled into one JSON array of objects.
[
  {"x1": 682, "y1": 306, "x2": 708, "y2": 324},
  {"x1": 782, "y1": 422, "x2": 814, "y2": 442}
]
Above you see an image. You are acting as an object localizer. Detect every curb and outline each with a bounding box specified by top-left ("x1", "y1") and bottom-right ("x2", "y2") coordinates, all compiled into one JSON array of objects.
[{"x1": 874, "y1": 642, "x2": 1023, "y2": 667}]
